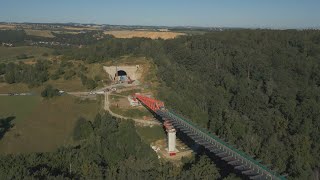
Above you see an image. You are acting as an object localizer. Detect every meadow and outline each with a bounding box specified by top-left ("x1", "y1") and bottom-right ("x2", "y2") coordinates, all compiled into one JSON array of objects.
[{"x1": 0, "y1": 95, "x2": 100, "y2": 154}]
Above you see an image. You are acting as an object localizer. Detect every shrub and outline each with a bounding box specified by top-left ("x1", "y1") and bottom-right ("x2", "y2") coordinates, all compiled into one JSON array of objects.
[{"x1": 41, "y1": 85, "x2": 60, "y2": 98}]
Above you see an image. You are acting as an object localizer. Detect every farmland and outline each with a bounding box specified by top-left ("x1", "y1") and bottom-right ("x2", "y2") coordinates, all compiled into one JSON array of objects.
[
  {"x1": 24, "y1": 29, "x2": 55, "y2": 38},
  {"x1": 0, "y1": 24, "x2": 16, "y2": 30},
  {"x1": 104, "y1": 30, "x2": 185, "y2": 39}
]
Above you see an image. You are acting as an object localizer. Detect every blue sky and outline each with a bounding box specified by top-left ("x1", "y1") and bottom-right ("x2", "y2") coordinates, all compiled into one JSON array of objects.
[{"x1": 0, "y1": 0, "x2": 319, "y2": 28}]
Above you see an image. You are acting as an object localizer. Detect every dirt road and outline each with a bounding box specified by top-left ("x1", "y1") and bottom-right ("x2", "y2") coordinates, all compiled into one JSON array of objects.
[{"x1": 104, "y1": 92, "x2": 160, "y2": 126}]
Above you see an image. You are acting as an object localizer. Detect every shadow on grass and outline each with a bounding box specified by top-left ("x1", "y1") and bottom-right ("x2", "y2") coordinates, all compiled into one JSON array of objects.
[{"x1": 0, "y1": 116, "x2": 15, "y2": 140}]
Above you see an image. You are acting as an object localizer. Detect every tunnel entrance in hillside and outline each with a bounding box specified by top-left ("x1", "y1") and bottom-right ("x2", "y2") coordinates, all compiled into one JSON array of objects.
[
  {"x1": 115, "y1": 70, "x2": 128, "y2": 82},
  {"x1": 117, "y1": 70, "x2": 127, "y2": 76}
]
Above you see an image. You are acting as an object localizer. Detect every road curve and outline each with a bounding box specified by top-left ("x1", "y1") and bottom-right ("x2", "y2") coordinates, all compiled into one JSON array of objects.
[{"x1": 104, "y1": 92, "x2": 161, "y2": 126}]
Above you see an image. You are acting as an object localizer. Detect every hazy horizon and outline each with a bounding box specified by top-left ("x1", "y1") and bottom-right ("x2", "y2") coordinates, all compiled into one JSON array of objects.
[{"x1": 1, "y1": 0, "x2": 319, "y2": 29}]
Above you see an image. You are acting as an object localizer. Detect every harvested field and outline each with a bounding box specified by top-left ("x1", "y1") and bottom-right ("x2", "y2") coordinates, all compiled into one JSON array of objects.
[
  {"x1": 25, "y1": 29, "x2": 55, "y2": 38},
  {"x1": 0, "y1": 24, "x2": 16, "y2": 30},
  {"x1": 52, "y1": 31, "x2": 81, "y2": 35},
  {"x1": 63, "y1": 26, "x2": 100, "y2": 31},
  {"x1": 104, "y1": 30, "x2": 185, "y2": 39}
]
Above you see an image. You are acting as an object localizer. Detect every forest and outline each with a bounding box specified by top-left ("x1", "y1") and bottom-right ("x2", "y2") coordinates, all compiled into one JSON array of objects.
[
  {"x1": 0, "y1": 113, "x2": 221, "y2": 179},
  {"x1": 56, "y1": 30, "x2": 320, "y2": 179},
  {"x1": 1, "y1": 29, "x2": 320, "y2": 179},
  {"x1": 153, "y1": 30, "x2": 320, "y2": 179}
]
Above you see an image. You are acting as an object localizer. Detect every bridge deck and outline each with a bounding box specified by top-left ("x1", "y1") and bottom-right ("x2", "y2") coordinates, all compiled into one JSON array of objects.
[{"x1": 135, "y1": 94, "x2": 286, "y2": 180}]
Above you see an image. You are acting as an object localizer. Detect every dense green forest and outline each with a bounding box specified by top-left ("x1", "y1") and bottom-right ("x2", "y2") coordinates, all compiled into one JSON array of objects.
[
  {"x1": 54, "y1": 30, "x2": 320, "y2": 179},
  {"x1": 155, "y1": 30, "x2": 320, "y2": 179},
  {"x1": 153, "y1": 30, "x2": 320, "y2": 179},
  {"x1": 1, "y1": 29, "x2": 320, "y2": 179},
  {"x1": 0, "y1": 113, "x2": 221, "y2": 179}
]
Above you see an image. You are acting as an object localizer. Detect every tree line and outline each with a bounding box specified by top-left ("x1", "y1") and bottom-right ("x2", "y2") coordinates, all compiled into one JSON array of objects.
[{"x1": 0, "y1": 29, "x2": 104, "y2": 46}]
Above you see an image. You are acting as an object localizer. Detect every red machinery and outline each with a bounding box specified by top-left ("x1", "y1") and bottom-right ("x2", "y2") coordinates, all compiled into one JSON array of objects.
[{"x1": 134, "y1": 94, "x2": 164, "y2": 112}]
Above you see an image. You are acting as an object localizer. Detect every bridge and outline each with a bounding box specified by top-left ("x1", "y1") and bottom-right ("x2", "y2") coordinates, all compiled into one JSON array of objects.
[{"x1": 135, "y1": 94, "x2": 286, "y2": 180}]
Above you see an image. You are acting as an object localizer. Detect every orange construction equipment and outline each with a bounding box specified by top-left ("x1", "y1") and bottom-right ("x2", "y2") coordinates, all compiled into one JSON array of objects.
[{"x1": 135, "y1": 93, "x2": 164, "y2": 112}]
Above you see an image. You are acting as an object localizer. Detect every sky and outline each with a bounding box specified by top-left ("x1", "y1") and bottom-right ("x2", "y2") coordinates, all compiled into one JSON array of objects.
[{"x1": 0, "y1": 0, "x2": 319, "y2": 28}]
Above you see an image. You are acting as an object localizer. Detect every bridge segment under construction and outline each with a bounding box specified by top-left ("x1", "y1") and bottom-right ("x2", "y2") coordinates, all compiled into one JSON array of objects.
[{"x1": 134, "y1": 94, "x2": 286, "y2": 180}]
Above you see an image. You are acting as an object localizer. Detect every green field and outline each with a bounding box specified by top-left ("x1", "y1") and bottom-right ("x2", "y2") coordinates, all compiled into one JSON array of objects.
[
  {"x1": 136, "y1": 126, "x2": 166, "y2": 144},
  {"x1": 115, "y1": 89, "x2": 142, "y2": 96},
  {"x1": 0, "y1": 46, "x2": 52, "y2": 62},
  {"x1": 0, "y1": 96, "x2": 40, "y2": 122},
  {"x1": 0, "y1": 95, "x2": 100, "y2": 154},
  {"x1": 110, "y1": 106, "x2": 151, "y2": 119}
]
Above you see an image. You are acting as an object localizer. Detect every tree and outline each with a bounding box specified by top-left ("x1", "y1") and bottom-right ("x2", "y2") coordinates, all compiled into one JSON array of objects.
[
  {"x1": 85, "y1": 78, "x2": 97, "y2": 90},
  {"x1": 41, "y1": 85, "x2": 60, "y2": 98},
  {"x1": 183, "y1": 155, "x2": 220, "y2": 180},
  {"x1": 73, "y1": 117, "x2": 93, "y2": 141}
]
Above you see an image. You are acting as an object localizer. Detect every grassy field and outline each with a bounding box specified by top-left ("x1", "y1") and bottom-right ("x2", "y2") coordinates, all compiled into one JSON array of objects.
[
  {"x1": 0, "y1": 95, "x2": 100, "y2": 154},
  {"x1": 24, "y1": 29, "x2": 55, "y2": 38},
  {"x1": 115, "y1": 89, "x2": 142, "y2": 96},
  {"x1": 0, "y1": 83, "x2": 31, "y2": 94},
  {"x1": 136, "y1": 126, "x2": 166, "y2": 144},
  {"x1": 0, "y1": 96, "x2": 40, "y2": 122},
  {"x1": 0, "y1": 46, "x2": 53, "y2": 62},
  {"x1": 46, "y1": 79, "x2": 85, "y2": 92},
  {"x1": 110, "y1": 105, "x2": 151, "y2": 119}
]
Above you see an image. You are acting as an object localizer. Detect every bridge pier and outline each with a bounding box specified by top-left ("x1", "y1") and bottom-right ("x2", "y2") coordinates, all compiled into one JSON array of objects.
[{"x1": 164, "y1": 119, "x2": 176, "y2": 156}]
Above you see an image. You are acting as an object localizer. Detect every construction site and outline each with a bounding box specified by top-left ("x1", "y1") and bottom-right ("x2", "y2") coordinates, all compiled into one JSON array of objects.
[{"x1": 103, "y1": 63, "x2": 194, "y2": 161}]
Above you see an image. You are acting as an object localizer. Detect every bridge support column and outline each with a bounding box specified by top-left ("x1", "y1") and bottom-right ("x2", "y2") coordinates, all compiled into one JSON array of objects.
[{"x1": 164, "y1": 119, "x2": 176, "y2": 156}]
